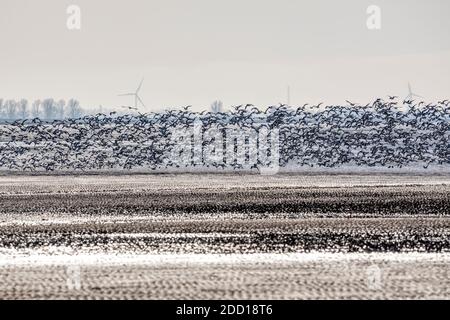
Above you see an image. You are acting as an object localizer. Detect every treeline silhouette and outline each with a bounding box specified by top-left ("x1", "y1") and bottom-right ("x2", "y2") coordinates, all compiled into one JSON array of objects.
[{"x1": 0, "y1": 98, "x2": 88, "y2": 120}]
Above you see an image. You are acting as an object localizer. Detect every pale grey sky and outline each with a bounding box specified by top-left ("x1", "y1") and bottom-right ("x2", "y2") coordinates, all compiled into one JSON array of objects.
[{"x1": 1, "y1": 0, "x2": 449, "y2": 111}]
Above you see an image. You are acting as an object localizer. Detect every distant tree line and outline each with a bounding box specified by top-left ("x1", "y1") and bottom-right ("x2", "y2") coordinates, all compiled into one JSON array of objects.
[{"x1": 0, "y1": 98, "x2": 86, "y2": 120}]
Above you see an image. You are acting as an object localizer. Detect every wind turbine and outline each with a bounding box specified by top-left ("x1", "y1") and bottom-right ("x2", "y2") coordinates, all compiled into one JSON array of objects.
[
  {"x1": 119, "y1": 78, "x2": 146, "y2": 110},
  {"x1": 405, "y1": 82, "x2": 424, "y2": 101}
]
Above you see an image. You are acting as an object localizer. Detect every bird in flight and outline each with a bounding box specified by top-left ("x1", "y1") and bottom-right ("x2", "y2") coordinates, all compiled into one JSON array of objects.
[{"x1": 121, "y1": 106, "x2": 139, "y2": 111}]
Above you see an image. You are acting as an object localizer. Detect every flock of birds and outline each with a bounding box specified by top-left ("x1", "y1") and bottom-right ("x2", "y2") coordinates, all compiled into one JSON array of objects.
[{"x1": 0, "y1": 97, "x2": 448, "y2": 171}]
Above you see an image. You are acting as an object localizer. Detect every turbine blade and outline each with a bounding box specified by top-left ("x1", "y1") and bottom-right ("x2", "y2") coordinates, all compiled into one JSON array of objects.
[
  {"x1": 137, "y1": 95, "x2": 146, "y2": 107},
  {"x1": 136, "y1": 78, "x2": 144, "y2": 93},
  {"x1": 118, "y1": 93, "x2": 134, "y2": 96}
]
